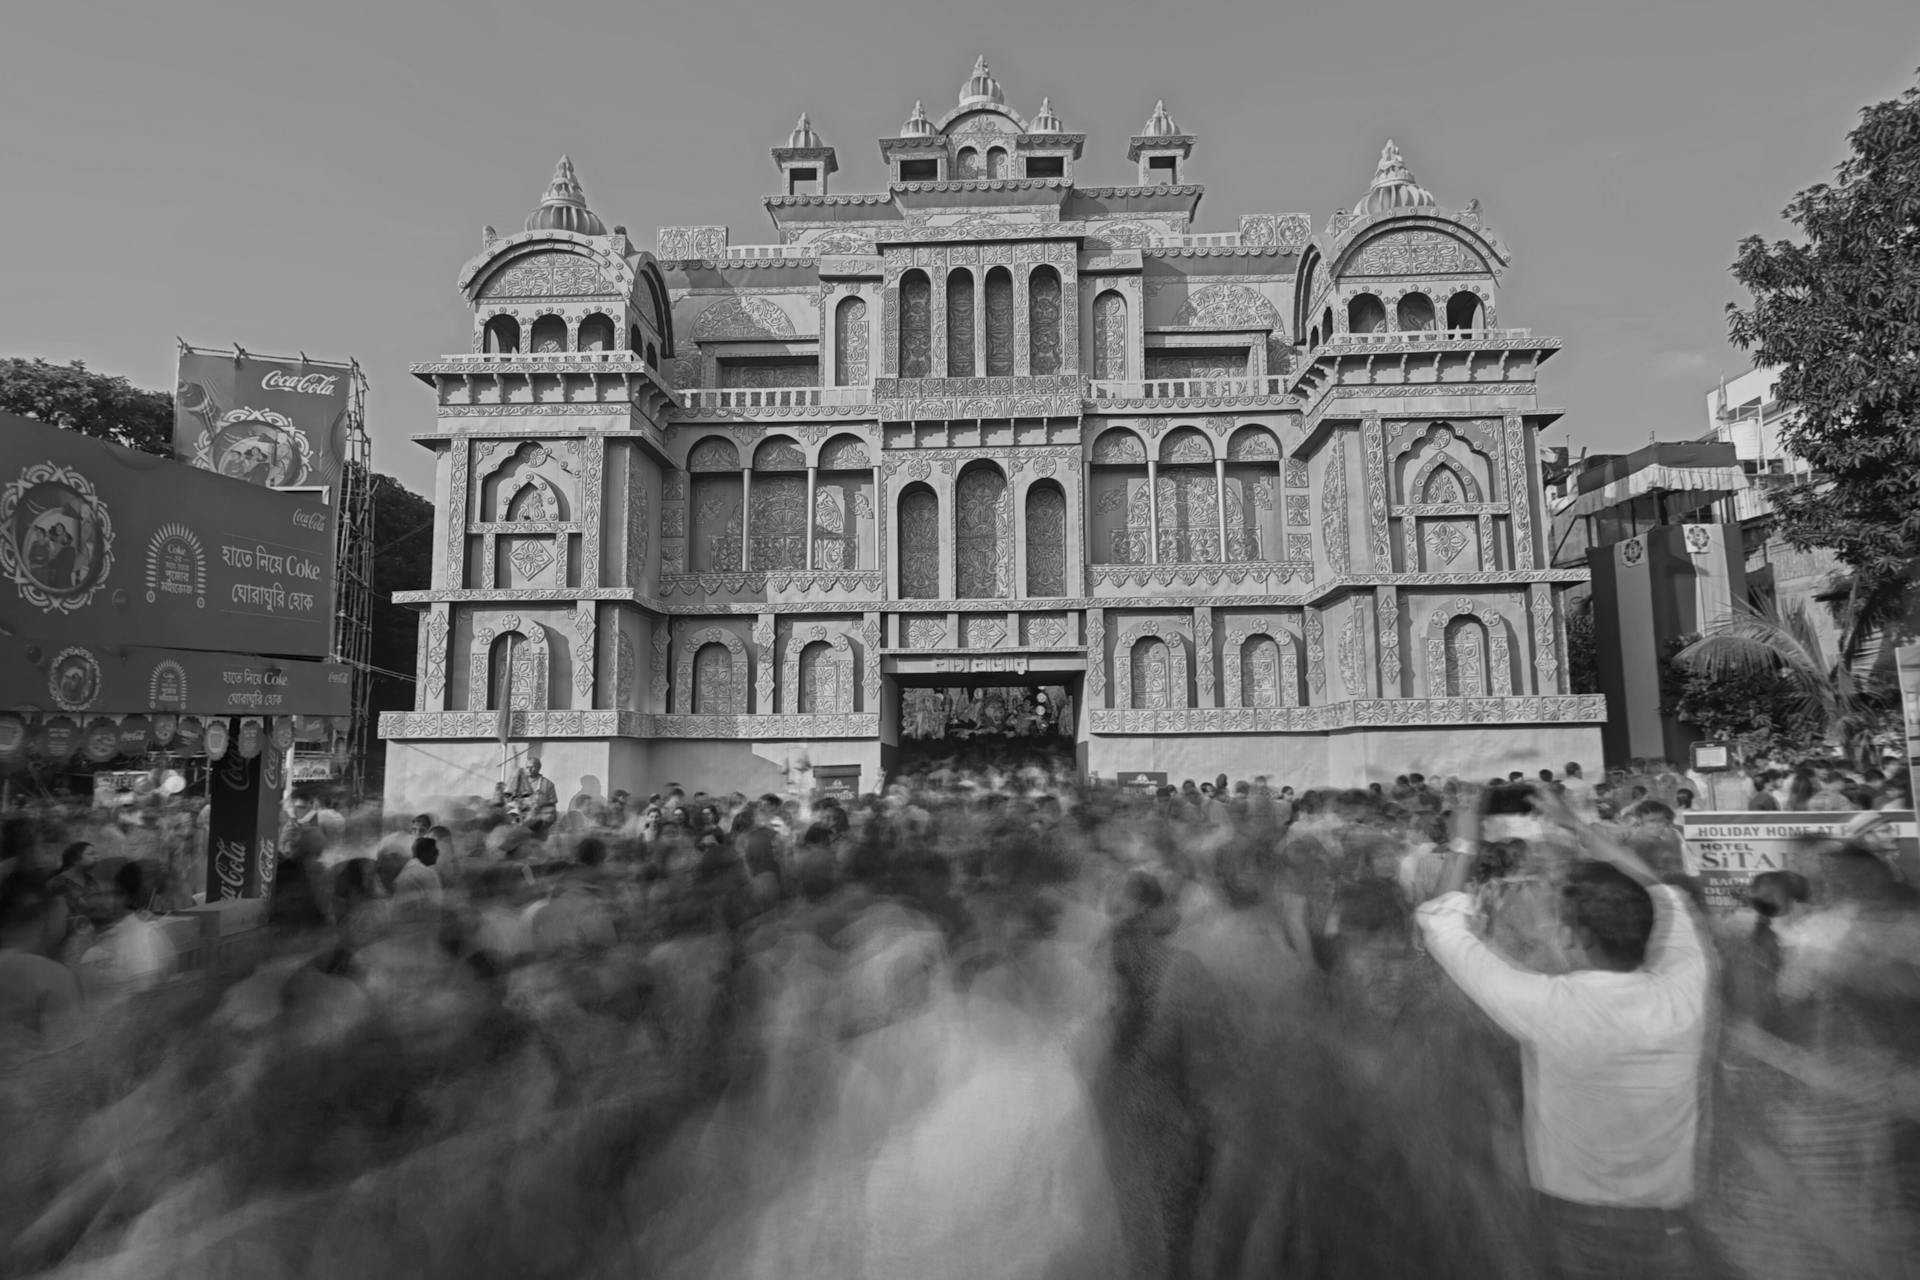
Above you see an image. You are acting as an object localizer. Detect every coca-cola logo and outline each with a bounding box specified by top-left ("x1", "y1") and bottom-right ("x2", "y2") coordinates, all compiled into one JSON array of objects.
[{"x1": 260, "y1": 370, "x2": 340, "y2": 396}]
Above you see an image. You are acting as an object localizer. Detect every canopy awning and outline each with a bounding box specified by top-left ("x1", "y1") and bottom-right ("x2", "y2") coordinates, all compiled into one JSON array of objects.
[{"x1": 1560, "y1": 441, "x2": 1746, "y2": 521}]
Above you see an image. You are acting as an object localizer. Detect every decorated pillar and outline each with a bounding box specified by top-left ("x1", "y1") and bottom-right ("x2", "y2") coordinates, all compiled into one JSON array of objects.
[{"x1": 205, "y1": 720, "x2": 286, "y2": 901}]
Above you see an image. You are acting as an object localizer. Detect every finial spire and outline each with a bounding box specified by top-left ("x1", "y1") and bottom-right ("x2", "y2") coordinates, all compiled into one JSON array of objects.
[
  {"x1": 960, "y1": 56, "x2": 1004, "y2": 106},
  {"x1": 1371, "y1": 139, "x2": 1415, "y2": 188},
  {"x1": 1353, "y1": 138, "x2": 1435, "y2": 215},
  {"x1": 524, "y1": 154, "x2": 606, "y2": 235}
]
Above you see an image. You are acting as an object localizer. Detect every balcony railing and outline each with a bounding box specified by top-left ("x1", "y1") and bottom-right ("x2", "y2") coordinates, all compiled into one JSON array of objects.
[
  {"x1": 444, "y1": 350, "x2": 650, "y2": 366},
  {"x1": 705, "y1": 534, "x2": 862, "y2": 572},
  {"x1": 1171, "y1": 232, "x2": 1242, "y2": 248},
  {"x1": 678, "y1": 386, "x2": 873, "y2": 411},
  {"x1": 725, "y1": 244, "x2": 814, "y2": 260},
  {"x1": 1326, "y1": 327, "x2": 1536, "y2": 347},
  {"x1": 1087, "y1": 375, "x2": 1290, "y2": 401}
]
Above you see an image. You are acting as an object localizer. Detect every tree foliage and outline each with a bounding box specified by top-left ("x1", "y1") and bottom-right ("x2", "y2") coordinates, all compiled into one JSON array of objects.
[
  {"x1": 0, "y1": 358, "x2": 175, "y2": 457},
  {"x1": 1671, "y1": 598, "x2": 1887, "y2": 766},
  {"x1": 1727, "y1": 71, "x2": 1920, "y2": 645},
  {"x1": 364, "y1": 474, "x2": 435, "y2": 790}
]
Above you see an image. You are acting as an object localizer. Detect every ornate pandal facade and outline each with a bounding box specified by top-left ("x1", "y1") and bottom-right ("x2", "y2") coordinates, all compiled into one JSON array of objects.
[{"x1": 379, "y1": 63, "x2": 1601, "y2": 803}]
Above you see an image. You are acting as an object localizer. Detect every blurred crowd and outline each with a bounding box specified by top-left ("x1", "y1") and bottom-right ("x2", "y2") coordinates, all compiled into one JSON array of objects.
[{"x1": 0, "y1": 751, "x2": 1914, "y2": 1279}]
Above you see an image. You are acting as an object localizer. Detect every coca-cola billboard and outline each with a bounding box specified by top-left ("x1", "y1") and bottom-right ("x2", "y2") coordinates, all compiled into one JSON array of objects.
[{"x1": 174, "y1": 349, "x2": 352, "y2": 492}]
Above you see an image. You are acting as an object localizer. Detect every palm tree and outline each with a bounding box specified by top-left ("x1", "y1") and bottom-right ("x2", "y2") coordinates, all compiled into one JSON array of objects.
[{"x1": 1673, "y1": 597, "x2": 1889, "y2": 768}]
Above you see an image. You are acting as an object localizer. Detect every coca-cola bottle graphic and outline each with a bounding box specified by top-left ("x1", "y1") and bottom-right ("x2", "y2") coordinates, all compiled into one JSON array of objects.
[{"x1": 175, "y1": 377, "x2": 223, "y2": 436}]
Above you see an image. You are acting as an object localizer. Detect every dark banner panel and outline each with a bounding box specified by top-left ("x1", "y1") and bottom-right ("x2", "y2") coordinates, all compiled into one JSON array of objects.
[
  {"x1": 0, "y1": 413, "x2": 334, "y2": 656},
  {"x1": 0, "y1": 640, "x2": 350, "y2": 718},
  {"x1": 206, "y1": 747, "x2": 284, "y2": 901},
  {"x1": 174, "y1": 350, "x2": 349, "y2": 491}
]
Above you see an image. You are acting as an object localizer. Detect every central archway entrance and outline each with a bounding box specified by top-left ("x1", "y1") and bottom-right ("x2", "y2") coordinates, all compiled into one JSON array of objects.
[{"x1": 881, "y1": 661, "x2": 1084, "y2": 785}]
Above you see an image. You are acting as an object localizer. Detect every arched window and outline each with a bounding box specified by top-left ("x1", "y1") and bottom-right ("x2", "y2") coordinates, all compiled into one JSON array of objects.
[
  {"x1": 1028, "y1": 267, "x2": 1062, "y2": 375},
  {"x1": 628, "y1": 324, "x2": 643, "y2": 353},
  {"x1": 983, "y1": 268, "x2": 1014, "y2": 377},
  {"x1": 834, "y1": 296, "x2": 869, "y2": 385},
  {"x1": 986, "y1": 147, "x2": 1008, "y2": 179},
  {"x1": 483, "y1": 315, "x2": 520, "y2": 354},
  {"x1": 899, "y1": 271, "x2": 932, "y2": 378},
  {"x1": 489, "y1": 631, "x2": 536, "y2": 710},
  {"x1": 898, "y1": 485, "x2": 939, "y2": 598},
  {"x1": 1347, "y1": 294, "x2": 1386, "y2": 335},
  {"x1": 645, "y1": 341, "x2": 658, "y2": 367},
  {"x1": 1397, "y1": 292, "x2": 1436, "y2": 332},
  {"x1": 1444, "y1": 617, "x2": 1489, "y2": 698},
  {"x1": 578, "y1": 313, "x2": 615, "y2": 351},
  {"x1": 955, "y1": 463, "x2": 1009, "y2": 598},
  {"x1": 1093, "y1": 290, "x2": 1127, "y2": 380},
  {"x1": 1025, "y1": 481, "x2": 1067, "y2": 596},
  {"x1": 956, "y1": 147, "x2": 981, "y2": 179},
  {"x1": 798, "y1": 641, "x2": 840, "y2": 714},
  {"x1": 529, "y1": 315, "x2": 567, "y2": 353},
  {"x1": 1321, "y1": 306, "x2": 1334, "y2": 340},
  {"x1": 946, "y1": 270, "x2": 975, "y2": 377},
  {"x1": 1308, "y1": 326, "x2": 1319, "y2": 349},
  {"x1": 1446, "y1": 291, "x2": 1485, "y2": 333},
  {"x1": 693, "y1": 643, "x2": 735, "y2": 714},
  {"x1": 1241, "y1": 635, "x2": 1281, "y2": 708},
  {"x1": 1131, "y1": 637, "x2": 1172, "y2": 710}
]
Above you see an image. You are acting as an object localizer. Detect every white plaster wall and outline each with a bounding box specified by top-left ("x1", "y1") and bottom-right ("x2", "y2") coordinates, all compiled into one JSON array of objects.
[{"x1": 1086, "y1": 725, "x2": 1603, "y2": 791}]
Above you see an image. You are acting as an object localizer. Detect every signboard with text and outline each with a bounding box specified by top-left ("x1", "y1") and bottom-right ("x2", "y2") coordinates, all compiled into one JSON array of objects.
[
  {"x1": 0, "y1": 640, "x2": 351, "y2": 719},
  {"x1": 0, "y1": 413, "x2": 334, "y2": 657},
  {"x1": 1683, "y1": 810, "x2": 1919, "y2": 912},
  {"x1": 174, "y1": 349, "x2": 349, "y2": 491},
  {"x1": 813, "y1": 766, "x2": 860, "y2": 802},
  {"x1": 1120, "y1": 770, "x2": 1168, "y2": 795}
]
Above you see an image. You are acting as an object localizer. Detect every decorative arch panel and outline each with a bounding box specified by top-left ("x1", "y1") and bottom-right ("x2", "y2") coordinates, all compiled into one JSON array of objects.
[{"x1": 674, "y1": 626, "x2": 750, "y2": 714}]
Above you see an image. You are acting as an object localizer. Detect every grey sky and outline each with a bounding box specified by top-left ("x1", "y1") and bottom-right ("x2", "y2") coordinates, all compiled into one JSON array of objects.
[{"x1": 3, "y1": 0, "x2": 1914, "y2": 493}]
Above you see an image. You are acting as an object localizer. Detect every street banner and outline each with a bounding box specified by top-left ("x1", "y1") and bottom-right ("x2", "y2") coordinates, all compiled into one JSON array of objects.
[
  {"x1": 174, "y1": 349, "x2": 349, "y2": 491},
  {"x1": 0, "y1": 639, "x2": 351, "y2": 718},
  {"x1": 1683, "y1": 810, "x2": 1920, "y2": 912},
  {"x1": 0, "y1": 413, "x2": 334, "y2": 656}
]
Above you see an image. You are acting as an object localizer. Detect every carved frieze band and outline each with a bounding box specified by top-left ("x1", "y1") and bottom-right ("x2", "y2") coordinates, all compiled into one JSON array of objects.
[{"x1": 1086, "y1": 694, "x2": 1606, "y2": 735}]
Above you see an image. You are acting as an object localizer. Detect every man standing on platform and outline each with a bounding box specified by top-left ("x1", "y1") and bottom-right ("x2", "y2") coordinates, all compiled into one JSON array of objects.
[{"x1": 510, "y1": 756, "x2": 558, "y2": 813}]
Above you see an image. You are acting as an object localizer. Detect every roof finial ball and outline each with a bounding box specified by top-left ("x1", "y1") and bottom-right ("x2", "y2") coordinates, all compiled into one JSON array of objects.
[
  {"x1": 525, "y1": 154, "x2": 606, "y2": 236},
  {"x1": 960, "y1": 56, "x2": 1004, "y2": 107},
  {"x1": 1031, "y1": 97, "x2": 1063, "y2": 133},
  {"x1": 901, "y1": 100, "x2": 938, "y2": 138},
  {"x1": 789, "y1": 113, "x2": 823, "y2": 149}
]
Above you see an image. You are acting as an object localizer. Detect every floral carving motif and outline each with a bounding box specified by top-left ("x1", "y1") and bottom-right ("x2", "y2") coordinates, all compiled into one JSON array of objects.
[
  {"x1": 572, "y1": 606, "x2": 596, "y2": 699},
  {"x1": 946, "y1": 271, "x2": 976, "y2": 377},
  {"x1": 898, "y1": 487, "x2": 939, "y2": 598},
  {"x1": 900, "y1": 273, "x2": 933, "y2": 378},
  {"x1": 1305, "y1": 609, "x2": 1325, "y2": 694},
  {"x1": 1346, "y1": 230, "x2": 1484, "y2": 277},
  {"x1": 1160, "y1": 428, "x2": 1213, "y2": 464},
  {"x1": 1236, "y1": 214, "x2": 1313, "y2": 252},
  {"x1": 833, "y1": 296, "x2": 869, "y2": 387},
  {"x1": 984, "y1": 270, "x2": 1014, "y2": 377},
  {"x1": 1378, "y1": 588, "x2": 1401, "y2": 691},
  {"x1": 1284, "y1": 458, "x2": 1310, "y2": 490},
  {"x1": 425, "y1": 609, "x2": 449, "y2": 700},
  {"x1": 1024, "y1": 613, "x2": 1068, "y2": 647},
  {"x1": 1531, "y1": 583, "x2": 1559, "y2": 692},
  {"x1": 1338, "y1": 607, "x2": 1367, "y2": 697},
  {"x1": 1172, "y1": 284, "x2": 1284, "y2": 334},
  {"x1": 1427, "y1": 524, "x2": 1470, "y2": 564},
  {"x1": 904, "y1": 615, "x2": 946, "y2": 648},
  {"x1": 1086, "y1": 609, "x2": 1107, "y2": 704},
  {"x1": 1226, "y1": 427, "x2": 1279, "y2": 462},
  {"x1": 1504, "y1": 415, "x2": 1535, "y2": 569},
  {"x1": 1029, "y1": 267, "x2": 1063, "y2": 375},
  {"x1": 1285, "y1": 494, "x2": 1311, "y2": 528},
  {"x1": 477, "y1": 253, "x2": 617, "y2": 299},
  {"x1": 961, "y1": 615, "x2": 1006, "y2": 649},
  {"x1": 657, "y1": 226, "x2": 728, "y2": 260},
  {"x1": 1362, "y1": 418, "x2": 1391, "y2": 571},
  {"x1": 1321, "y1": 444, "x2": 1351, "y2": 574},
  {"x1": 753, "y1": 440, "x2": 807, "y2": 471},
  {"x1": 1093, "y1": 291, "x2": 1127, "y2": 380},
  {"x1": 1424, "y1": 601, "x2": 1514, "y2": 698},
  {"x1": 955, "y1": 466, "x2": 1011, "y2": 599},
  {"x1": 692, "y1": 296, "x2": 796, "y2": 341},
  {"x1": 650, "y1": 625, "x2": 669, "y2": 706},
  {"x1": 1117, "y1": 627, "x2": 1191, "y2": 711},
  {"x1": 688, "y1": 438, "x2": 741, "y2": 472},
  {"x1": 1026, "y1": 483, "x2": 1068, "y2": 597},
  {"x1": 1091, "y1": 429, "x2": 1146, "y2": 465}
]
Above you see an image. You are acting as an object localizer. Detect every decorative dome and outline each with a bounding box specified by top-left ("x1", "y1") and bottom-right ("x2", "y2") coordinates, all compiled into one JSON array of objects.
[
  {"x1": 900, "y1": 100, "x2": 938, "y2": 138},
  {"x1": 524, "y1": 155, "x2": 606, "y2": 236},
  {"x1": 959, "y1": 56, "x2": 1003, "y2": 108},
  {"x1": 787, "y1": 113, "x2": 823, "y2": 149},
  {"x1": 1140, "y1": 99, "x2": 1181, "y2": 137},
  {"x1": 1031, "y1": 97, "x2": 1063, "y2": 133},
  {"x1": 1354, "y1": 140, "x2": 1436, "y2": 215}
]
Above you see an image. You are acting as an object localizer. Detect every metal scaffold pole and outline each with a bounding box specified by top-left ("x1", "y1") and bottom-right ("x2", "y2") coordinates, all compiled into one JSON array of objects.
[{"x1": 334, "y1": 362, "x2": 376, "y2": 803}]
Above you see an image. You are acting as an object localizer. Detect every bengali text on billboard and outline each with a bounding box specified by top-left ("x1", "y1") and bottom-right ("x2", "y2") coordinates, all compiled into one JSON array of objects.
[
  {"x1": 0, "y1": 413, "x2": 334, "y2": 656},
  {"x1": 0, "y1": 640, "x2": 350, "y2": 719},
  {"x1": 174, "y1": 349, "x2": 350, "y2": 491}
]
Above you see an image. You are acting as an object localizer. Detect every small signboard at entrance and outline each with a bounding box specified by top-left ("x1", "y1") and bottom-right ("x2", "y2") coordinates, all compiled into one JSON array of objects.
[
  {"x1": 1682, "y1": 810, "x2": 1919, "y2": 912},
  {"x1": 813, "y1": 765, "x2": 859, "y2": 802},
  {"x1": 1119, "y1": 770, "x2": 1168, "y2": 795}
]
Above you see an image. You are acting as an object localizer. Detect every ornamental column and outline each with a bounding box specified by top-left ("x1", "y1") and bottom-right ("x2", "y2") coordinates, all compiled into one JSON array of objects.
[
  {"x1": 1214, "y1": 458, "x2": 1229, "y2": 561},
  {"x1": 1146, "y1": 458, "x2": 1160, "y2": 565},
  {"x1": 805, "y1": 465, "x2": 818, "y2": 570},
  {"x1": 740, "y1": 466, "x2": 753, "y2": 571}
]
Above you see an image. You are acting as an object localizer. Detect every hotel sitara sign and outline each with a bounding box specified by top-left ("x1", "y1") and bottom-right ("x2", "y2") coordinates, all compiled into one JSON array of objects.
[{"x1": 0, "y1": 413, "x2": 334, "y2": 658}]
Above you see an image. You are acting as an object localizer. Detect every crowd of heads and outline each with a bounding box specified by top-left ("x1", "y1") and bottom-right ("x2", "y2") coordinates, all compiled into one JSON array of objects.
[{"x1": 0, "y1": 747, "x2": 1912, "y2": 1277}]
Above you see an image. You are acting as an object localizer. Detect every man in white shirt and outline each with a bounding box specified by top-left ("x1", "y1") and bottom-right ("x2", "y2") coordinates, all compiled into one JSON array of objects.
[
  {"x1": 392, "y1": 836, "x2": 445, "y2": 921},
  {"x1": 1415, "y1": 791, "x2": 1710, "y2": 1279},
  {"x1": 79, "y1": 861, "x2": 175, "y2": 997}
]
